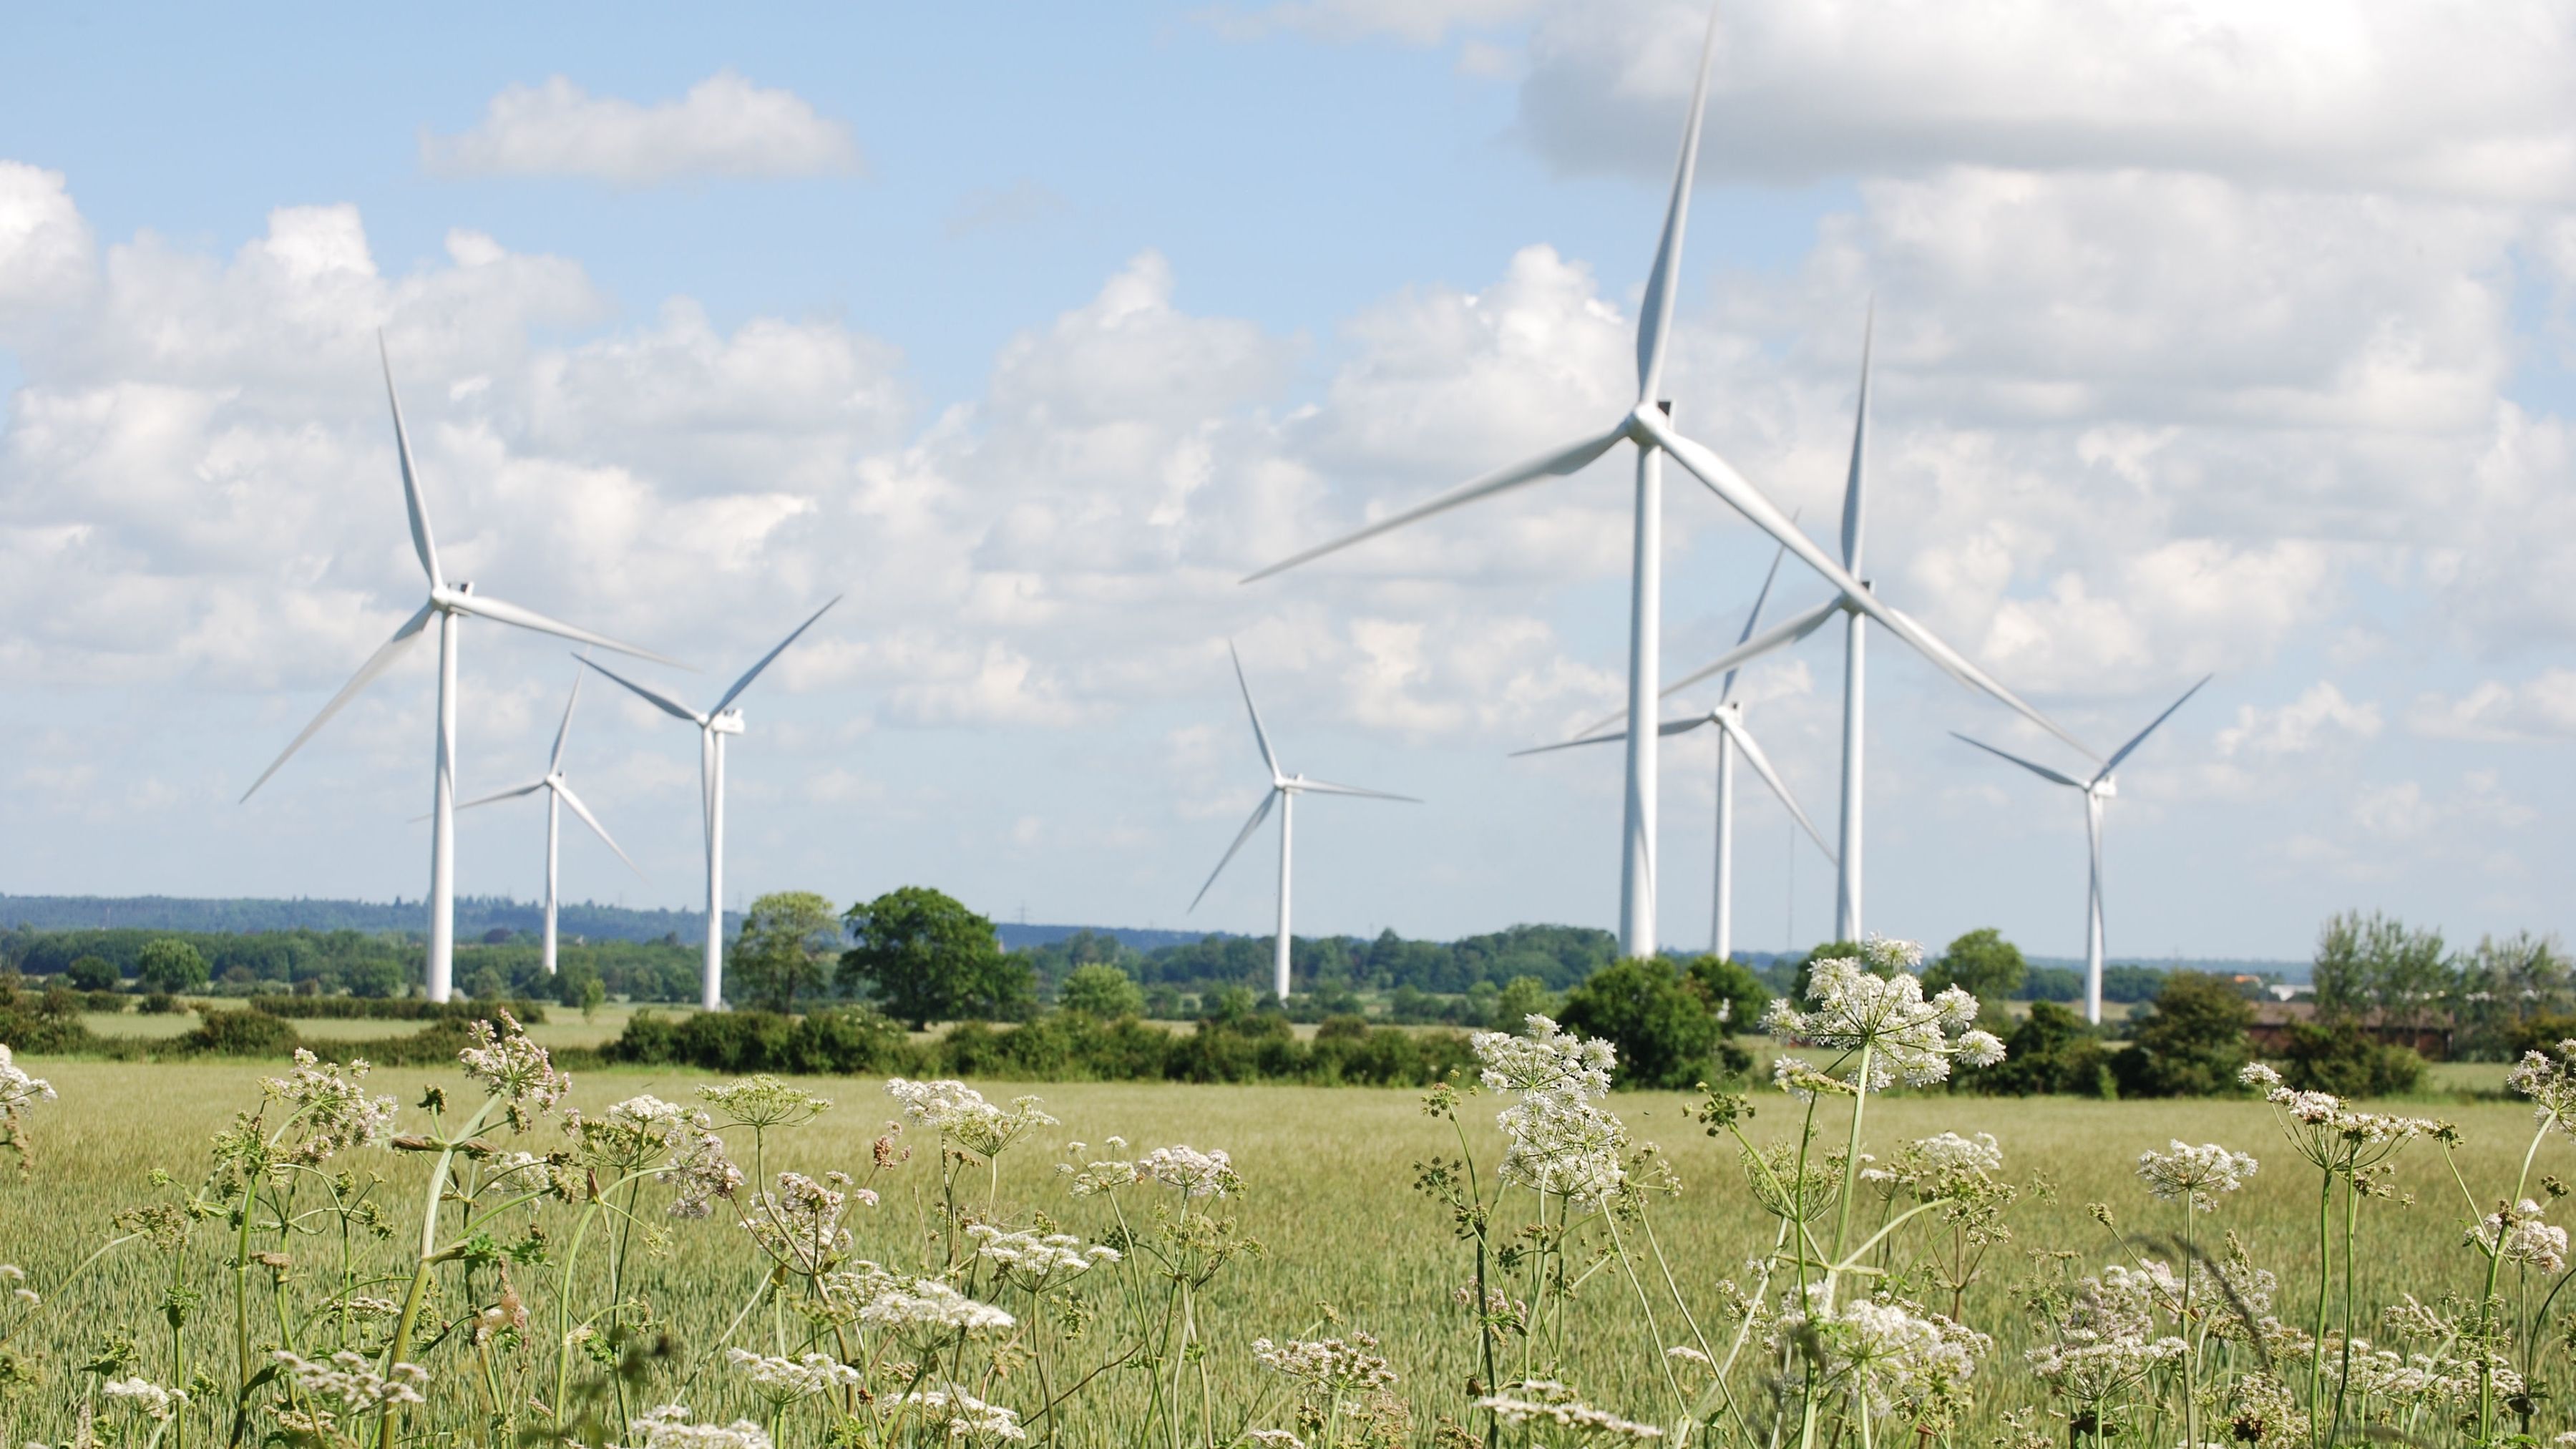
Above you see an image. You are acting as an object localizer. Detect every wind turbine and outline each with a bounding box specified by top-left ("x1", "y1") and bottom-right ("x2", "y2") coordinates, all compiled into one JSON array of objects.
[
  {"x1": 1515, "y1": 540, "x2": 1835, "y2": 961},
  {"x1": 579, "y1": 597, "x2": 841, "y2": 1012},
  {"x1": 452, "y1": 665, "x2": 645, "y2": 976},
  {"x1": 1588, "y1": 315, "x2": 2097, "y2": 944},
  {"x1": 1245, "y1": 6, "x2": 2084, "y2": 960},
  {"x1": 242, "y1": 338, "x2": 680, "y2": 1003},
  {"x1": 1190, "y1": 645, "x2": 1418, "y2": 1001},
  {"x1": 1952, "y1": 675, "x2": 2211, "y2": 1025}
]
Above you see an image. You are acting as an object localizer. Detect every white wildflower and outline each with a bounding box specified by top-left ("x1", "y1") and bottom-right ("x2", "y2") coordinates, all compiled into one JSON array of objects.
[
  {"x1": 1140, "y1": 1144, "x2": 1242, "y2": 1198},
  {"x1": 259, "y1": 1050, "x2": 397, "y2": 1164},
  {"x1": 894, "y1": 1386, "x2": 1028, "y2": 1443},
  {"x1": 1474, "y1": 1379, "x2": 1662, "y2": 1440},
  {"x1": 723, "y1": 1349, "x2": 861, "y2": 1403},
  {"x1": 100, "y1": 1379, "x2": 187, "y2": 1423},
  {"x1": 626, "y1": 1403, "x2": 775, "y2": 1449},
  {"x1": 456, "y1": 1012, "x2": 570, "y2": 1115},
  {"x1": 884, "y1": 1079, "x2": 1055, "y2": 1159},
  {"x1": 2135, "y1": 1141, "x2": 2259, "y2": 1212},
  {"x1": 2469, "y1": 1199, "x2": 2570, "y2": 1274},
  {"x1": 1762, "y1": 944, "x2": 2007, "y2": 1089},
  {"x1": 967, "y1": 1225, "x2": 1120, "y2": 1288},
  {"x1": 0, "y1": 1048, "x2": 54, "y2": 1116},
  {"x1": 1473, "y1": 1018, "x2": 1630, "y2": 1209},
  {"x1": 271, "y1": 1350, "x2": 429, "y2": 1411},
  {"x1": 2507, "y1": 1044, "x2": 2576, "y2": 1133},
  {"x1": 862, "y1": 1278, "x2": 1015, "y2": 1350},
  {"x1": 1252, "y1": 1332, "x2": 1398, "y2": 1393},
  {"x1": 743, "y1": 1171, "x2": 872, "y2": 1273},
  {"x1": 2240, "y1": 1067, "x2": 2441, "y2": 1174},
  {"x1": 697, "y1": 1076, "x2": 832, "y2": 1130}
]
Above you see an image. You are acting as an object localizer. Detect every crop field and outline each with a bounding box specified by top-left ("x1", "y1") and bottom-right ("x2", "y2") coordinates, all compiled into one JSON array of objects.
[{"x1": 0, "y1": 1031, "x2": 2565, "y2": 1447}]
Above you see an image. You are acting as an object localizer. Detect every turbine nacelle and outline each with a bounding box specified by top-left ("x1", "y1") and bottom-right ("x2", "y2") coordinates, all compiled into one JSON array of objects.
[
  {"x1": 429, "y1": 581, "x2": 477, "y2": 610},
  {"x1": 709, "y1": 709, "x2": 746, "y2": 736},
  {"x1": 2091, "y1": 776, "x2": 2119, "y2": 801}
]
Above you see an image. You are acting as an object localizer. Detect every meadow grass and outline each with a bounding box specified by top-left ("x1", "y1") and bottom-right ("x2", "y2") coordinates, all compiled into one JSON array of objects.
[{"x1": 0, "y1": 1049, "x2": 2557, "y2": 1445}]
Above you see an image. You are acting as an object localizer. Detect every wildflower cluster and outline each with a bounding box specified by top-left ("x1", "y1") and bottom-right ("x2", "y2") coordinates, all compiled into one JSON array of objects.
[
  {"x1": 1762, "y1": 940, "x2": 2005, "y2": 1090},
  {"x1": 722, "y1": 1348, "x2": 862, "y2": 1404},
  {"x1": 884, "y1": 1078, "x2": 1056, "y2": 1158},
  {"x1": 1472, "y1": 1379, "x2": 1663, "y2": 1440},
  {"x1": 2135, "y1": 1139, "x2": 2259, "y2": 1211},
  {"x1": 1471, "y1": 1015, "x2": 1629, "y2": 1208},
  {"x1": 273, "y1": 1349, "x2": 431, "y2": 1410},
  {"x1": 967, "y1": 1224, "x2": 1119, "y2": 1288},
  {"x1": 627, "y1": 1403, "x2": 776, "y2": 1449}
]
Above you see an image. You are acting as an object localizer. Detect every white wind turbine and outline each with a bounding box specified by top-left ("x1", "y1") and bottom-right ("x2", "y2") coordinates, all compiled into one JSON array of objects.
[
  {"x1": 242, "y1": 338, "x2": 680, "y2": 1003},
  {"x1": 452, "y1": 666, "x2": 645, "y2": 977},
  {"x1": 1515, "y1": 540, "x2": 1835, "y2": 961},
  {"x1": 1190, "y1": 645, "x2": 1418, "y2": 1001},
  {"x1": 1952, "y1": 675, "x2": 2211, "y2": 1025},
  {"x1": 579, "y1": 597, "x2": 841, "y2": 1012},
  {"x1": 1246, "y1": 7, "x2": 2083, "y2": 960},
  {"x1": 1588, "y1": 316, "x2": 2097, "y2": 945}
]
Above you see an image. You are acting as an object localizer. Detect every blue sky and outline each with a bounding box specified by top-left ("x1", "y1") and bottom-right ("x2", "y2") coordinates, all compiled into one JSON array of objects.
[{"x1": 4, "y1": 1, "x2": 2575, "y2": 963}]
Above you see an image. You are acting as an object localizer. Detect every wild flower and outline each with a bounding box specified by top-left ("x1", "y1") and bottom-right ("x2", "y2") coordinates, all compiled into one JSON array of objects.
[
  {"x1": 625, "y1": 1403, "x2": 776, "y2": 1449},
  {"x1": 1252, "y1": 1332, "x2": 1400, "y2": 1394},
  {"x1": 743, "y1": 1171, "x2": 871, "y2": 1274},
  {"x1": 271, "y1": 1349, "x2": 429, "y2": 1411},
  {"x1": 258, "y1": 1049, "x2": 397, "y2": 1165},
  {"x1": 894, "y1": 1386, "x2": 1028, "y2": 1443},
  {"x1": 0, "y1": 1047, "x2": 54, "y2": 1116},
  {"x1": 1473, "y1": 1379, "x2": 1663, "y2": 1440},
  {"x1": 2026, "y1": 1267, "x2": 2187, "y2": 1407},
  {"x1": 1760, "y1": 944, "x2": 2007, "y2": 1089},
  {"x1": 1139, "y1": 1144, "x2": 1242, "y2": 1198},
  {"x1": 967, "y1": 1224, "x2": 1120, "y2": 1289},
  {"x1": 1780, "y1": 1294, "x2": 1990, "y2": 1425},
  {"x1": 1245, "y1": 1431, "x2": 1307, "y2": 1449},
  {"x1": 2135, "y1": 1140, "x2": 2260, "y2": 1212},
  {"x1": 565, "y1": 1095, "x2": 741, "y2": 1217},
  {"x1": 2238, "y1": 1064, "x2": 2441, "y2": 1174},
  {"x1": 721, "y1": 1348, "x2": 862, "y2": 1404},
  {"x1": 457, "y1": 1012, "x2": 570, "y2": 1119},
  {"x1": 2467, "y1": 1197, "x2": 2570, "y2": 1274},
  {"x1": 884, "y1": 1078, "x2": 1056, "y2": 1159},
  {"x1": 1474, "y1": 1018, "x2": 1631, "y2": 1209},
  {"x1": 697, "y1": 1075, "x2": 833, "y2": 1131},
  {"x1": 2507, "y1": 1043, "x2": 2576, "y2": 1131},
  {"x1": 99, "y1": 1378, "x2": 186, "y2": 1423},
  {"x1": 860, "y1": 1277, "x2": 1015, "y2": 1351}
]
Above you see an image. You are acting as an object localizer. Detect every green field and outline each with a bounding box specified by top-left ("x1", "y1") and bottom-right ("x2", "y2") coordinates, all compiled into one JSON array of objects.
[{"x1": 0, "y1": 1043, "x2": 2560, "y2": 1446}]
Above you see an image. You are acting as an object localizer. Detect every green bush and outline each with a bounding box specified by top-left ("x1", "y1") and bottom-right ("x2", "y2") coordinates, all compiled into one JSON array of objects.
[
  {"x1": 2114, "y1": 972, "x2": 2254, "y2": 1098},
  {"x1": 248, "y1": 995, "x2": 545, "y2": 1023},
  {"x1": 135, "y1": 939, "x2": 210, "y2": 995},
  {"x1": 64, "y1": 955, "x2": 119, "y2": 992},
  {"x1": 0, "y1": 973, "x2": 101, "y2": 1054},
  {"x1": 1558, "y1": 957, "x2": 1747, "y2": 1090},
  {"x1": 1682, "y1": 955, "x2": 1772, "y2": 1030},
  {"x1": 83, "y1": 990, "x2": 129, "y2": 1013},
  {"x1": 177, "y1": 1009, "x2": 302, "y2": 1058},
  {"x1": 1057, "y1": 962, "x2": 1146, "y2": 1019},
  {"x1": 140, "y1": 992, "x2": 181, "y2": 1015},
  {"x1": 2274, "y1": 1023, "x2": 2426, "y2": 1098},
  {"x1": 1974, "y1": 1002, "x2": 2115, "y2": 1098}
]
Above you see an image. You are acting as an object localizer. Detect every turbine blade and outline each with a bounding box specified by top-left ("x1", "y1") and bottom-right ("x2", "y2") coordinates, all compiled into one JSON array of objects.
[
  {"x1": 578, "y1": 656, "x2": 707, "y2": 726},
  {"x1": 240, "y1": 601, "x2": 435, "y2": 801},
  {"x1": 1189, "y1": 791, "x2": 1279, "y2": 912},
  {"x1": 548, "y1": 663, "x2": 583, "y2": 773},
  {"x1": 454, "y1": 779, "x2": 550, "y2": 812},
  {"x1": 455, "y1": 592, "x2": 686, "y2": 668},
  {"x1": 1840, "y1": 307, "x2": 1873, "y2": 574},
  {"x1": 1719, "y1": 714, "x2": 1836, "y2": 864},
  {"x1": 1634, "y1": 1, "x2": 1724, "y2": 404},
  {"x1": 1229, "y1": 643, "x2": 1282, "y2": 778},
  {"x1": 1951, "y1": 731, "x2": 2086, "y2": 789},
  {"x1": 379, "y1": 334, "x2": 441, "y2": 591},
  {"x1": 714, "y1": 595, "x2": 841, "y2": 716},
  {"x1": 1242, "y1": 424, "x2": 1629, "y2": 583},
  {"x1": 1292, "y1": 778, "x2": 1421, "y2": 802},
  {"x1": 1581, "y1": 594, "x2": 1840, "y2": 737},
  {"x1": 2098, "y1": 673, "x2": 2214, "y2": 781},
  {"x1": 1879, "y1": 602, "x2": 2098, "y2": 761},
  {"x1": 554, "y1": 779, "x2": 647, "y2": 881},
  {"x1": 1721, "y1": 533, "x2": 1795, "y2": 704},
  {"x1": 1510, "y1": 728, "x2": 1629, "y2": 758}
]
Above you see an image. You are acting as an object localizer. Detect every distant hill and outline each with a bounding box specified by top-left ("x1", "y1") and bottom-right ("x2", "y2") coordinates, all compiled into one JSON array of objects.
[
  {"x1": 0, "y1": 894, "x2": 733, "y2": 944},
  {"x1": 994, "y1": 923, "x2": 1240, "y2": 954}
]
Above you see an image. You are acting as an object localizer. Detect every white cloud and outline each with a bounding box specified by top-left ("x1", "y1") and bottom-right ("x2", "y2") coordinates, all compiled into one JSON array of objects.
[
  {"x1": 1203, "y1": 0, "x2": 1545, "y2": 43},
  {"x1": 2215, "y1": 682, "x2": 2382, "y2": 760},
  {"x1": 1511, "y1": 0, "x2": 2576, "y2": 200},
  {"x1": 0, "y1": 162, "x2": 92, "y2": 321},
  {"x1": 421, "y1": 71, "x2": 862, "y2": 185},
  {"x1": 2408, "y1": 669, "x2": 2576, "y2": 742}
]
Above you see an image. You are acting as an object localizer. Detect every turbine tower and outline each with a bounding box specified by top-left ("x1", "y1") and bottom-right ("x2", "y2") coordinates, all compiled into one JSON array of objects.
[
  {"x1": 1515, "y1": 540, "x2": 1834, "y2": 961},
  {"x1": 452, "y1": 666, "x2": 645, "y2": 976},
  {"x1": 1594, "y1": 317, "x2": 2097, "y2": 942},
  {"x1": 1191, "y1": 645, "x2": 1417, "y2": 1000},
  {"x1": 1952, "y1": 675, "x2": 2210, "y2": 1024},
  {"x1": 243, "y1": 338, "x2": 678, "y2": 1002},
  {"x1": 581, "y1": 597, "x2": 841, "y2": 1011}
]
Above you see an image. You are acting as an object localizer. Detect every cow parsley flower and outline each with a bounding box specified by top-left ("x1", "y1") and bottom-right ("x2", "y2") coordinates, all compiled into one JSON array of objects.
[
  {"x1": 2238, "y1": 1065, "x2": 2441, "y2": 1174},
  {"x1": 894, "y1": 1387, "x2": 1028, "y2": 1443},
  {"x1": 2469, "y1": 1199, "x2": 2570, "y2": 1274},
  {"x1": 1140, "y1": 1145, "x2": 1242, "y2": 1198},
  {"x1": 2507, "y1": 1043, "x2": 2576, "y2": 1133},
  {"x1": 0, "y1": 1048, "x2": 54, "y2": 1116},
  {"x1": 626, "y1": 1404, "x2": 775, "y2": 1449},
  {"x1": 260, "y1": 1050, "x2": 397, "y2": 1165},
  {"x1": 563, "y1": 1095, "x2": 741, "y2": 1216},
  {"x1": 884, "y1": 1079, "x2": 1055, "y2": 1159},
  {"x1": 101, "y1": 1378, "x2": 187, "y2": 1423},
  {"x1": 457, "y1": 1012, "x2": 570, "y2": 1120},
  {"x1": 1761, "y1": 942, "x2": 2006, "y2": 1090},
  {"x1": 2024, "y1": 1267, "x2": 2187, "y2": 1408},
  {"x1": 1814, "y1": 1297, "x2": 1991, "y2": 1423},
  {"x1": 270, "y1": 1350, "x2": 429, "y2": 1411},
  {"x1": 861, "y1": 1278, "x2": 1015, "y2": 1351},
  {"x1": 698, "y1": 1076, "x2": 832, "y2": 1131},
  {"x1": 1474, "y1": 1017, "x2": 1631, "y2": 1209},
  {"x1": 1252, "y1": 1332, "x2": 1399, "y2": 1394},
  {"x1": 1473, "y1": 1015, "x2": 1615, "y2": 1098},
  {"x1": 967, "y1": 1225, "x2": 1120, "y2": 1289},
  {"x1": 1473, "y1": 1380, "x2": 1662, "y2": 1440},
  {"x1": 2135, "y1": 1141, "x2": 2259, "y2": 1212},
  {"x1": 723, "y1": 1349, "x2": 862, "y2": 1404},
  {"x1": 743, "y1": 1171, "x2": 872, "y2": 1274}
]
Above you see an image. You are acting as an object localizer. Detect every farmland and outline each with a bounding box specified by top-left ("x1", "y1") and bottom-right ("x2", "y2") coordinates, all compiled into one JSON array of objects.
[{"x1": 0, "y1": 1042, "x2": 2561, "y2": 1445}]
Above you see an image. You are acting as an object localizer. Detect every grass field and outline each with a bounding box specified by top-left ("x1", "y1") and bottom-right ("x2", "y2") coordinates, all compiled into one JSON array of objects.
[{"x1": 0, "y1": 1045, "x2": 2560, "y2": 1445}]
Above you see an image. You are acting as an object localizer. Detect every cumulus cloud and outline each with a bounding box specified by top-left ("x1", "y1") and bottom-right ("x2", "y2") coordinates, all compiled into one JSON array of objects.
[
  {"x1": 2408, "y1": 670, "x2": 2576, "y2": 743},
  {"x1": 0, "y1": 162, "x2": 92, "y2": 321},
  {"x1": 1202, "y1": 0, "x2": 1545, "y2": 44},
  {"x1": 421, "y1": 71, "x2": 862, "y2": 185},
  {"x1": 2215, "y1": 682, "x2": 2382, "y2": 760}
]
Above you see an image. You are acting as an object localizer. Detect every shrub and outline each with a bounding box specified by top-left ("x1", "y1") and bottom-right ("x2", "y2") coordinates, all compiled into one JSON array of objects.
[
  {"x1": 2114, "y1": 971, "x2": 2253, "y2": 1098},
  {"x1": 248, "y1": 995, "x2": 546, "y2": 1023},
  {"x1": 1682, "y1": 955, "x2": 1772, "y2": 1030},
  {"x1": 1974, "y1": 1002, "x2": 2115, "y2": 1098},
  {"x1": 135, "y1": 938, "x2": 210, "y2": 995},
  {"x1": 140, "y1": 992, "x2": 181, "y2": 1015},
  {"x1": 2274, "y1": 1022, "x2": 2427, "y2": 1098},
  {"x1": 83, "y1": 990, "x2": 129, "y2": 1013},
  {"x1": 64, "y1": 955, "x2": 119, "y2": 992},
  {"x1": 0, "y1": 972, "x2": 99, "y2": 1054},
  {"x1": 1558, "y1": 957, "x2": 1748, "y2": 1090},
  {"x1": 1058, "y1": 962, "x2": 1146, "y2": 1019},
  {"x1": 177, "y1": 1009, "x2": 302, "y2": 1058}
]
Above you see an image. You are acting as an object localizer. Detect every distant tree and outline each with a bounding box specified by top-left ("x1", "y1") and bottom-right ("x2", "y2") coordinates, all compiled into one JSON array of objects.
[
  {"x1": 2275, "y1": 1022, "x2": 2426, "y2": 1098},
  {"x1": 134, "y1": 938, "x2": 209, "y2": 995},
  {"x1": 839, "y1": 888, "x2": 1033, "y2": 1030},
  {"x1": 2455, "y1": 932, "x2": 2575, "y2": 1058},
  {"x1": 1491, "y1": 975, "x2": 1558, "y2": 1032},
  {"x1": 2116, "y1": 972, "x2": 2254, "y2": 1098},
  {"x1": 2314, "y1": 910, "x2": 2451, "y2": 1028},
  {"x1": 343, "y1": 957, "x2": 407, "y2": 1000},
  {"x1": 1058, "y1": 962, "x2": 1145, "y2": 1018},
  {"x1": 1558, "y1": 957, "x2": 1746, "y2": 1089},
  {"x1": 1975, "y1": 1002, "x2": 2114, "y2": 1098},
  {"x1": 730, "y1": 892, "x2": 841, "y2": 1013},
  {"x1": 577, "y1": 975, "x2": 607, "y2": 1020},
  {"x1": 64, "y1": 955, "x2": 119, "y2": 992},
  {"x1": 1682, "y1": 955, "x2": 1772, "y2": 1030},
  {"x1": 1926, "y1": 928, "x2": 2026, "y2": 1009},
  {"x1": 463, "y1": 965, "x2": 509, "y2": 1001}
]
